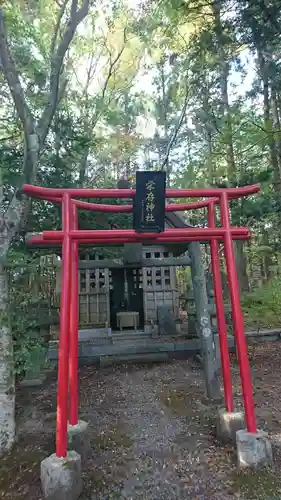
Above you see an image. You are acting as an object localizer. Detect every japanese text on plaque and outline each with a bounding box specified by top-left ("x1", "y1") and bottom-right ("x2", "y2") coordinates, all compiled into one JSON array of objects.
[{"x1": 145, "y1": 180, "x2": 156, "y2": 223}]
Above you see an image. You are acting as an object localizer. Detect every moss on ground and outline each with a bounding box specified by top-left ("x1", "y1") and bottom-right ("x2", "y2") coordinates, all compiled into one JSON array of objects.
[
  {"x1": 161, "y1": 388, "x2": 194, "y2": 417},
  {"x1": 92, "y1": 425, "x2": 133, "y2": 451},
  {"x1": 160, "y1": 388, "x2": 216, "y2": 428},
  {"x1": 0, "y1": 434, "x2": 54, "y2": 497},
  {"x1": 82, "y1": 468, "x2": 108, "y2": 493},
  {"x1": 230, "y1": 468, "x2": 281, "y2": 499}
]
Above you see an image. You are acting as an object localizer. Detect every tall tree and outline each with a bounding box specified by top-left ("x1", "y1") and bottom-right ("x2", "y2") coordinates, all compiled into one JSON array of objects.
[{"x1": 0, "y1": 0, "x2": 90, "y2": 452}]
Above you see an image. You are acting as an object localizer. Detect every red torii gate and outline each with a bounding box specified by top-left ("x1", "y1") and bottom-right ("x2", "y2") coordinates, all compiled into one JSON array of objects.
[{"x1": 24, "y1": 183, "x2": 260, "y2": 458}]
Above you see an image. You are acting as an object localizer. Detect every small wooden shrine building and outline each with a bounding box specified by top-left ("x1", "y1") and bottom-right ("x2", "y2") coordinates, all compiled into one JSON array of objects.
[{"x1": 55, "y1": 213, "x2": 191, "y2": 331}]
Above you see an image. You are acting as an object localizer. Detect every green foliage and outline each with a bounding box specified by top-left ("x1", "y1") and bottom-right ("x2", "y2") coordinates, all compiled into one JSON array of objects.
[
  {"x1": 7, "y1": 250, "x2": 56, "y2": 377},
  {"x1": 241, "y1": 279, "x2": 281, "y2": 329},
  {"x1": 2, "y1": 0, "x2": 281, "y2": 376}
]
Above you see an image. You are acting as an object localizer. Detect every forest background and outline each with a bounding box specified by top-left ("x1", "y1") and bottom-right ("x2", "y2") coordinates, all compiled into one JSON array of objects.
[{"x1": 1, "y1": 0, "x2": 281, "y2": 377}]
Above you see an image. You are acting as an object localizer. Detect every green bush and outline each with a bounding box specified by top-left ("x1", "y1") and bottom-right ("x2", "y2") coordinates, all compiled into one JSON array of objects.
[
  {"x1": 7, "y1": 251, "x2": 55, "y2": 377},
  {"x1": 241, "y1": 278, "x2": 281, "y2": 329}
]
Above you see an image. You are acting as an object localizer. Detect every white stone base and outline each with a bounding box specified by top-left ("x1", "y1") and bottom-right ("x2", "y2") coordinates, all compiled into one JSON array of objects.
[
  {"x1": 216, "y1": 409, "x2": 245, "y2": 443},
  {"x1": 236, "y1": 429, "x2": 273, "y2": 469},
  {"x1": 41, "y1": 451, "x2": 82, "y2": 500},
  {"x1": 67, "y1": 420, "x2": 90, "y2": 463}
]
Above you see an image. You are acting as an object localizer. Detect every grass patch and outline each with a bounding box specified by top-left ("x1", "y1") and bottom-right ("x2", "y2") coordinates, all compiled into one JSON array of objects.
[
  {"x1": 92, "y1": 425, "x2": 133, "y2": 451},
  {"x1": 83, "y1": 467, "x2": 123, "y2": 498},
  {"x1": 83, "y1": 468, "x2": 108, "y2": 493},
  {"x1": 0, "y1": 434, "x2": 54, "y2": 495},
  {"x1": 160, "y1": 388, "x2": 215, "y2": 428},
  {"x1": 161, "y1": 389, "x2": 194, "y2": 417},
  {"x1": 241, "y1": 278, "x2": 281, "y2": 329},
  {"x1": 230, "y1": 468, "x2": 281, "y2": 499}
]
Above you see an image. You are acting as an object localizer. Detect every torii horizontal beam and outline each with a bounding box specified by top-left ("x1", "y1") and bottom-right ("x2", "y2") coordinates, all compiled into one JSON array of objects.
[
  {"x1": 77, "y1": 255, "x2": 192, "y2": 269},
  {"x1": 22, "y1": 183, "x2": 260, "y2": 200},
  {"x1": 29, "y1": 227, "x2": 250, "y2": 244}
]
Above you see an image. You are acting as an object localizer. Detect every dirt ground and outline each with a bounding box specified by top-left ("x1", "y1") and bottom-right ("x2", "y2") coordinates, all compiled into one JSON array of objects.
[{"x1": 1, "y1": 342, "x2": 281, "y2": 499}]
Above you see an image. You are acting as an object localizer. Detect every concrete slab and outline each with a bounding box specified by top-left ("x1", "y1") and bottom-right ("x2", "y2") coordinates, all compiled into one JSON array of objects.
[
  {"x1": 216, "y1": 409, "x2": 245, "y2": 443},
  {"x1": 78, "y1": 328, "x2": 108, "y2": 341},
  {"x1": 41, "y1": 451, "x2": 82, "y2": 500},
  {"x1": 236, "y1": 429, "x2": 273, "y2": 469},
  {"x1": 48, "y1": 339, "x2": 204, "y2": 365},
  {"x1": 67, "y1": 420, "x2": 90, "y2": 464}
]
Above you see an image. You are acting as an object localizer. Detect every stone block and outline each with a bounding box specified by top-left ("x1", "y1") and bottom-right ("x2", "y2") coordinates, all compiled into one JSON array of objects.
[
  {"x1": 144, "y1": 323, "x2": 152, "y2": 334},
  {"x1": 20, "y1": 378, "x2": 45, "y2": 387},
  {"x1": 236, "y1": 429, "x2": 273, "y2": 469},
  {"x1": 41, "y1": 451, "x2": 82, "y2": 500},
  {"x1": 212, "y1": 316, "x2": 218, "y2": 329},
  {"x1": 152, "y1": 324, "x2": 159, "y2": 337},
  {"x1": 213, "y1": 334, "x2": 221, "y2": 371},
  {"x1": 216, "y1": 409, "x2": 245, "y2": 443},
  {"x1": 175, "y1": 321, "x2": 181, "y2": 334},
  {"x1": 157, "y1": 305, "x2": 177, "y2": 335},
  {"x1": 67, "y1": 420, "x2": 90, "y2": 463}
]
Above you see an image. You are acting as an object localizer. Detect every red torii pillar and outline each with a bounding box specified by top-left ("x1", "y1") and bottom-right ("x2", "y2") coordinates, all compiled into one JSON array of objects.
[
  {"x1": 56, "y1": 193, "x2": 72, "y2": 457},
  {"x1": 69, "y1": 202, "x2": 79, "y2": 427},
  {"x1": 220, "y1": 192, "x2": 256, "y2": 432},
  {"x1": 208, "y1": 201, "x2": 234, "y2": 413}
]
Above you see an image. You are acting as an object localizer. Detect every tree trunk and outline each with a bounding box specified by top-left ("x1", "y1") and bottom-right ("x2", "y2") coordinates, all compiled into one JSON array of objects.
[
  {"x1": 248, "y1": 241, "x2": 254, "y2": 290},
  {"x1": 262, "y1": 230, "x2": 272, "y2": 282},
  {"x1": 189, "y1": 242, "x2": 221, "y2": 400},
  {"x1": 234, "y1": 240, "x2": 249, "y2": 293},
  {"x1": 212, "y1": 1, "x2": 250, "y2": 290},
  {"x1": 206, "y1": 129, "x2": 214, "y2": 184},
  {"x1": 212, "y1": 0, "x2": 236, "y2": 185},
  {"x1": 0, "y1": 262, "x2": 15, "y2": 453},
  {"x1": 271, "y1": 87, "x2": 281, "y2": 178},
  {"x1": 220, "y1": 65, "x2": 236, "y2": 184},
  {"x1": 160, "y1": 62, "x2": 171, "y2": 185},
  {"x1": 0, "y1": 0, "x2": 91, "y2": 457},
  {"x1": 79, "y1": 148, "x2": 89, "y2": 187},
  {"x1": 258, "y1": 51, "x2": 281, "y2": 196}
]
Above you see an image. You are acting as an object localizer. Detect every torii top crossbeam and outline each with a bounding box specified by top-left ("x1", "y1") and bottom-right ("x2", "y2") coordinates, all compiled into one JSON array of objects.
[{"x1": 23, "y1": 183, "x2": 260, "y2": 201}]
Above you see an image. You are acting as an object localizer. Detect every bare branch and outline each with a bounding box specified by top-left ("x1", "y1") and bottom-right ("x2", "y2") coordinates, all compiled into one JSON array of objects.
[
  {"x1": 38, "y1": 0, "x2": 90, "y2": 144},
  {"x1": 0, "y1": 9, "x2": 34, "y2": 136},
  {"x1": 160, "y1": 83, "x2": 189, "y2": 171},
  {"x1": 57, "y1": 75, "x2": 68, "y2": 103},
  {"x1": 89, "y1": 164, "x2": 107, "y2": 185},
  {"x1": 78, "y1": 149, "x2": 89, "y2": 187},
  {"x1": 71, "y1": 0, "x2": 79, "y2": 17},
  {"x1": 89, "y1": 27, "x2": 128, "y2": 129},
  {"x1": 0, "y1": 8, "x2": 39, "y2": 186},
  {"x1": 77, "y1": 30, "x2": 128, "y2": 186},
  {"x1": 0, "y1": 168, "x2": 3, "y2": 210},
  {"x1": 50, "y1": 0, "x2": 69, "y2": 57},
  {"x1": 0, "y1": 133, "x2": 21, "y2": 143},
  {"x1": 101, "y1": 28, "x2": 127, "y2": 101},
  {"x1": 82, "y1": 52, "x2": 98, "y2": 102}
]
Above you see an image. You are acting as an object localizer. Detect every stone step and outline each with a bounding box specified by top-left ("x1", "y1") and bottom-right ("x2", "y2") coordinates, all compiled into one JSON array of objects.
[
  {"x1": 100, "y1": 352, "x2": 169, "y2": 367},
  {"x1": 49, "y1": 329, "x2": 190, "y2": 347},
  {"x1": 48, "y1": 339, "x2": 203, "y2": 364}
]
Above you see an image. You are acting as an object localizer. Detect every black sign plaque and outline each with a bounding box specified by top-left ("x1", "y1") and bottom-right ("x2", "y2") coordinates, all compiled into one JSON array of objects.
[{"x1": 133, "y1": 171, "x2": 166, "y2": 233}]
